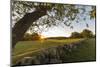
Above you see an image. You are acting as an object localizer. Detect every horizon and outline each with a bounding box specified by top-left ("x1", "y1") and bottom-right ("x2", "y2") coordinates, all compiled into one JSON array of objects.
[{"x1": 27, "y1": 27, "x2": 95, "y2": 38}]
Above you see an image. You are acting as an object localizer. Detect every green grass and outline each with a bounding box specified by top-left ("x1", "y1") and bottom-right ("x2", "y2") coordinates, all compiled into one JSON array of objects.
[
  {"x1": 12, "y1": 38, "x2": 96, "y2": 64},
  {"x1": 62, "y1": 38, "x2": 96, "y2": 62},
  {"x1": 13, "y1": 38, "x2": 82, "y2": 55},
  {"x1": 73, "y1": 38, "x2": 96, "y2": 61}
]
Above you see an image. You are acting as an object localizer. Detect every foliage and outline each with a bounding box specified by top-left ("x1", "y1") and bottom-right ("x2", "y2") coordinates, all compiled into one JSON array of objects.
[
  {"x1": 12, "y1": 1, "x2": 96, "y2": 33},
  {"x1": 23, "y1": 33, "x2": 33, "y2": 41},
  {"x1": 70, "y1": 29, "x2": 94, "y2": 38},
  {"x1": 70, "y1": 32, "x2": 82, "y2": 38},
  {"x1": 31, "y1": 33, "x2": 41, "y2": 40},
  {"x1": 90, "y1": 6, "x2": 96, "y2": 19},
  {"x1": 23, "y1": 33, "x2": 41, "y2": 41},
  {"x1": 81, "y1": 29, "x2": 94, "y2": 38}
]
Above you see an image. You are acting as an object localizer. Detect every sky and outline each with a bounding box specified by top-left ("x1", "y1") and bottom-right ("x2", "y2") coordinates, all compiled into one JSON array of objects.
[
  {"x1": 26, "y1": 5, "x2": 96, "y2": 38},
  {"x1": 40, "y1": 5, "x2": 96, "y2": 38},
  {"x1": 42, "y1": 5, "x2": 96, "y2": 37},
  {"x1": 41, "y1": 18, "x2": 95, "y2": 37}
]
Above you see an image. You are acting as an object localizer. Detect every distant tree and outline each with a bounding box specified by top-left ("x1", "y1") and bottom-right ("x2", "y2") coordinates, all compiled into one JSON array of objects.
[
  {"x1": 22, "y1": 33, "x2": 41, "y2": 41},
  {"x1": 70, "y1": 32, "x2": 82, "y2": 38},
  {"x1": 23, "y1": 33, "x2": 33, "y2": 41},
  {"x1": 32, "y1": 33, "x2": 41, "y2": 40},
  {"x1": 70, "y1": 29, "x2": 94, "y2": 38},
  {"x1": 81, "y1": 29, "x2": 94, "y2": 38}
]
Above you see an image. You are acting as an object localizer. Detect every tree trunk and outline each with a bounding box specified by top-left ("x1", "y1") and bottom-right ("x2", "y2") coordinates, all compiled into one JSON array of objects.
[{"x1": 12, "y1": 9, "x2": 47, "y2": 48}]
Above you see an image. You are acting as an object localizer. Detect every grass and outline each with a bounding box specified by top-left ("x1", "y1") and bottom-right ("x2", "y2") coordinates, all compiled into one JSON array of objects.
[
  {"x1": 13, "y1": 38, "x2": 82, "y2": 55},
  {"x1": 12, "y1": 38, "x2": 96, "y2": 64},
  {"x1": 62, "y1": 38, "x2": 96, "y2": 63}
]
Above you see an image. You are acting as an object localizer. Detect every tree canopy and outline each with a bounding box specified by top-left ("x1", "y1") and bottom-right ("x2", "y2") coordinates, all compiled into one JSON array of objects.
[
  {"x1": 81, "y1": 29, "x2": 94, "y2": 38},
  {"x1": 70, "y1": 29, "x2": 94, "y2": 38},
  {"x1": 12, "y1": 1, "x2": 96, "y2": 33},
  {"x1": 70, "y1": 32, "x2": 82, "y2": 38}
]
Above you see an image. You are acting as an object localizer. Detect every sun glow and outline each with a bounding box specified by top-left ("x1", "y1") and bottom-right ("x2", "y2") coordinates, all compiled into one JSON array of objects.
[{"x1": 40, "y1": 35, "x2": 46, "y2": 40}]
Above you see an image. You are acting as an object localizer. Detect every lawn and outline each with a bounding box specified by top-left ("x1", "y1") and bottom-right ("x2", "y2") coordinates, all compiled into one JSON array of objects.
[{"x1": 12, "y1": 38, "x2": 96, "y2": 64}]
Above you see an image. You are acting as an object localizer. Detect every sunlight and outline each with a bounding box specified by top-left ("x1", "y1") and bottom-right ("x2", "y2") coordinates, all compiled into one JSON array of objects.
[
  {"x1": 40, "y1": 35, "x2": 46, "y2": 40},
  {"x1": 39, "y1": 35, "x2": 46, "y2": 43}
]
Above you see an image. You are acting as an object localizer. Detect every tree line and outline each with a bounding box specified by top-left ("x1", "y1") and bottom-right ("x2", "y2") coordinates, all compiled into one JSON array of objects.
[
  {"x1": 21, "y1": 29, "x2": 95, "y2": 41},
  {"x1": 70, "y1": 29, "x2": 95, "y2": 38}
]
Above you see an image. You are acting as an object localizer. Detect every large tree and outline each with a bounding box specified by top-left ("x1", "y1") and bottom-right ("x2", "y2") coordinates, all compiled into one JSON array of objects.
[
  {"x1": 81, "y1": 29, "x2": 94, "y2": 38},
  {"x1": 12, "y1": 1, "x2": 96, "y2": 48},
  {"x1": 70, "y1": 32, "x2": 82, "y2": 38}
]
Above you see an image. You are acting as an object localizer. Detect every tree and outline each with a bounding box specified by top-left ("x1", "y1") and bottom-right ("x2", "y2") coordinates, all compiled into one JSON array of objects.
[
  {"x1": 22, "y1": 33, "x2": 41, "y2": 41},
  {"x1": 70, "y1": 32, "x2": 82, "y2": 38},
  {"x1": 12, "y1": 1, "x2": 96, "y2": 48},
  {"x1": 31, "y1": 33, "x2": 41, "y2": 40},
  {"x1": 81, "y1": 29, "x2": 94, "y2": 38},
  {"x1": 22, "y1": 33, "x2": 33, "y2": 41}
]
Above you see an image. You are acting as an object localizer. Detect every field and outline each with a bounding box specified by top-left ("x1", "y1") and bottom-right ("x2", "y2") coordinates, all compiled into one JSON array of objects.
[{"x1": 12, "y1": 38, "x2": 96, "y2": 65}]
